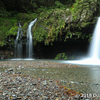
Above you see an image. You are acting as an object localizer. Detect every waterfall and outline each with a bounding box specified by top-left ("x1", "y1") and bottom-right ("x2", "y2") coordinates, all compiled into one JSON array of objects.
[
  {"x1": 14, "y1": 18, "x2": 37, "y2": 59},
  {"x1": 26, "y1": 18, "x2": 37, "y2": 58},
  {"x1": 66, "y1": 17, "x2": 100, "y2": 65},
  {"x1": 14, "y1": 23, "x2": 23, "y2": 58},
  {"x1": 88, "y1": 17, "x2": 100, "y2": 59}
]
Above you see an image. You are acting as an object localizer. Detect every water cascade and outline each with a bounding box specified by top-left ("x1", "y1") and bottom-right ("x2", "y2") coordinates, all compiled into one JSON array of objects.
[
  {"x1": 14, "y1": 23, "x2": 23, "y2": 58},
  {"x1": 14, "y1": 18, "x2": 37, "y2": 59},
  {"x1": 26, "y1": 18, "x2": 37, "y2": 58},
  {"x1": 88, "y1": 17, "x2": 100, "y2": 59},
  {"x1": 66, "y1": 17, "x2": 100, "y2": 65}
]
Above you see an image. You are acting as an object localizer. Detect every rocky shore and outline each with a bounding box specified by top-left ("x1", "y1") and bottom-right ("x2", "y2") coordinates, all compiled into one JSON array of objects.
[
  {"x1": 0, "y1": 60, "x2": 79, "y2": 68},
  {"x1": 0, "y1": 60, "x2": 96, "y2": 100},
  {"x1": 0, "y1": 72, "x2": 81, "y2": 100}
]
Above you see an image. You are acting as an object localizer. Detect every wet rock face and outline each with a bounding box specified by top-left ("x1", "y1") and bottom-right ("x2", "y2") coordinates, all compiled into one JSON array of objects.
[
  {"x1": 0, "y1": 50, "x2": 14, "y2": 60},
  {"x1": 34, "y1": 41, "x2": 89, "y2": 59}
]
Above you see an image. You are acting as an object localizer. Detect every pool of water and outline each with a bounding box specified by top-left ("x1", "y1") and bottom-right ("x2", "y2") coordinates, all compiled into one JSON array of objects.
[{"x1": 20, "y1": 67, "x2": 100, "y2": 94}]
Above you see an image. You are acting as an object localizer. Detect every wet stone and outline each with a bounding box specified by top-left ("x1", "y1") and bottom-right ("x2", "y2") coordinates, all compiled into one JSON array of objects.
[
  {"x1": 49, "y1": 80, "x2": 53, "y2": 82},
  {"x1": 43, "y1": 80, "x2": 48, "y2": 86},
  {"x1": 17, "y1": 97, "x2": 22, "y2": 99},
  {"x1": 3, "y1": 84, "x2": 7, "y2": 87},
  {"x1": 15, "y1": 72, "x2": 21, "y2": 74},
  {"x1": 8, "y1": 68, "x2": 14, "y2": 71},
  {"x1": 42, "y1": 96, "x2": 48, "y2": 100},
  {"x1": 30, "y1": 83, "x2": 37, "y2": 86}
]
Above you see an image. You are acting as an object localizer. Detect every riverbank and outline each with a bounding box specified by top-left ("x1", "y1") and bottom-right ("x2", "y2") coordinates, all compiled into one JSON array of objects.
[
  {"x1": 0, "y1": 60, "x2": 99, "y2": 99},
  {"x1": 0, "y1": 72, "x2": 81, "y2": 99},
  {"x1": 0, "y1": 60, "x2": 79, "y2": 68},
  {"x1": 0, "y1": 60, "x2": 82, "y2": 99}
]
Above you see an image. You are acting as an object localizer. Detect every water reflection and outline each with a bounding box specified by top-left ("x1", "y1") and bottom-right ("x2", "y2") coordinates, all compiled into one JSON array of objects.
[{"x1": 89, "y1": 67, "x2": 100, "y2": 94}]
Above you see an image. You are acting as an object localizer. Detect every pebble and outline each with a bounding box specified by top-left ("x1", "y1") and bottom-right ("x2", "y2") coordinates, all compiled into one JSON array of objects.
[
  {"x1": 0, "y1": 60, "x2": 98, "y2": 100},
  {"x1": 0, "y1": 71, "x2": 81, "y2": 99},
  {"x1": 42, "y1": 80, "x2": 47, "y2": 86},
  {"x1": 0, "y1": 60, "x2": 79, "y2": 68}
]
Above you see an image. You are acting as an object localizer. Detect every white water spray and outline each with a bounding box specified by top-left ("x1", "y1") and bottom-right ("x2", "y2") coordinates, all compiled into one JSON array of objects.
[{"x1": 26, "y1": 18, "x2": 37, "y2": 58}]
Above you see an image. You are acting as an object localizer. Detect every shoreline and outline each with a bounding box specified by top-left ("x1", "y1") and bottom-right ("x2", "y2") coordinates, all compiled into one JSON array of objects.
[
  {"x1": 0, "y1": 60, "x2": 82, "y2": 99},
  {"x1": 0, "y1": 60, "x2": 79, "y2": 68}
]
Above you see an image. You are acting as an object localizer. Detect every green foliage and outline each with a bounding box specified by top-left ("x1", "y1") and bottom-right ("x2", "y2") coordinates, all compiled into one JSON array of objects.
[
  {"x1": 33, "y1": 27, "x2": 48, "y2": 45},
  {"x1": 82, "y1": 33, "x2": 92, "y2": 41},
  {"x1": 0, "y1": 0, "x2": 12, "y2": 17},
  {"x1": 0, "y1": 8, "x2": 11, "y2": 17},
  {"x1": 0, "y1": 41, "x2": 5, "y2": 47},
  {"x1": 81, "y1": 22, "x2": 90, "y2": 27},
  {"x1": 32, "y1": 8, "x2": 67, "y2": 45},
  {"x1": 55, "y1": 1, "x2": 64, "y2": 8},
  {"x1": 8, "y1": 25, "x2": 18, "y2": 35},
  {"x1": 55, "y1": 53, "x2": 68, "y2": 60},
  {"x1": 0, "y1": 0, "x2": 96, "y2": 47},
  {"x1": 88, "y1": 35, "x2": 92, "y2": 41},
  {"x1": 65, "y1": 31, "x2": 72, "y2": 40},
  {"x1": 71, "y1": 0, "x2": 97, "y2": 22},
  {"x1": 17, "y1": 13, "x2": 38, "y2": 34},
  {"x1": 17, "y1": 13, "x2": 38, "y2": 21},
  {"x1": 37, "y1": 6, "x2": 48, "y2": 13},
  {"x1": 0, "y1": 18, "x2": 18, "y2": 47}
]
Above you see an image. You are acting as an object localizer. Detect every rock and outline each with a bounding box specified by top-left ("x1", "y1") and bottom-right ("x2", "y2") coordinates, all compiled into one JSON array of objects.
[
  {"x1": 5, "y1": 70, "x2": 8, "y2": 73},
  {"x1": 7, "y1": 86, "x2": 11, "y2": 89},
  {"x1": 42, "y1": 96, "x2": 48, "y2": 100},
  {"x1": 49, "y1": 80, "x2": 53, "y2": 82},
  {"x1": 8, "y1": 68, "x2": 13, "y2": 72},
  {"x1": 33, "y1": 88, "x2": 37, "y2": 91},
  {"x1": 12, "y1": 94, "x2": 17, "y2": 99},
  {"x1": 33, "y1": 68, "x2": 36, "y2": 71},
  {"x1": 0, "y1": 61, "x2": 82, "y2": 99},
  {"x1": 15, "y1": 72, "x2": 21, "y2": 74},
  {"x1": 93, "y1": 83, "x2": 99, "y2": 86},
  {"x1": 55, "y1": 98, "x2": 59, "y2": 100},
  {"x1": 30, "y1": 83, "x2": 37, "y2": 86},
  {"x1": 17, "y1": 97, "x2": 22, "y2": 99},
  {"x1": 42, "y1": 69, "x2": 46, "y2": 71},
  {"x1": 43, "y1": 80, "x2": 47, "y2": 86}
]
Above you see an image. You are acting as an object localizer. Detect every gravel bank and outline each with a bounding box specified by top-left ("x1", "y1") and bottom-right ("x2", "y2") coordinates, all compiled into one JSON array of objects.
[
  {"x1": 0, "y1": 60, "x2": 98, "y2": 99},
  {"x1": 0, "y1": 60, "x2": 79, "y2": 68}
]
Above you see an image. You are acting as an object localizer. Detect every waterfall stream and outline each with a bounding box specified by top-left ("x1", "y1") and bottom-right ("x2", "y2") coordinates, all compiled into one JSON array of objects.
[
  {"x1": 26, "y1": 18, "x2": 37, "y2": 58},
  {"x1": 14, "y1": 17, "x2": 100, "y2": 65},
  {"x1": 66, "y1": 17, "x2": 100, "y2": 65},
  {"x1": 15, "y1": 18, "x2": 37, "y2": 58},
  {"x1": 14, "y1": 23, "x2": 23, "y2": 58},
  {"x1": 88, "y1": 17, "x2": 100, "y2": 59}
]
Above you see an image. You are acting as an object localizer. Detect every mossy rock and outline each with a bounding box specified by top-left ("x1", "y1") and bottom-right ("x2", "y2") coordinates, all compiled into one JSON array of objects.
[{"x1": 55, "y1": 53, "x2": 68, "y2": 60}]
